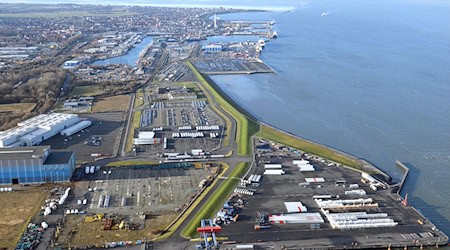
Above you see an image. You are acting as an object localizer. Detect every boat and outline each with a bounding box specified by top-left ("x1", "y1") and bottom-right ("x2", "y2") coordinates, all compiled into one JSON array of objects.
[
  {"x1": 269, "y1": 20, "x2": 276, "y2": 25},
  {"x1": 321, "y1": 12, "x2": 329, "y2": 17},
  {"x1": 271, "y1": 30, "x2": 278, "y2": 39},
  {"x1": 258, "y1": 39, "x2": 266, "y2": 48}
]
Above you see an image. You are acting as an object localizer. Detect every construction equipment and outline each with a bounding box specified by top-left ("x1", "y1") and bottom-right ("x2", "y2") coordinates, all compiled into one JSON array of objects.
[
  {"x1": 196, "y1": 219, "x2": 221, "y2": 249},
  {"x1": 118, "y1": 220, "x2": 126, "y2": 230},
  {"x1": 84, "y1": 213, "x2": 104, "y2": 222},
  {"x1": 254, "y1": 211, "x2": 272, "y2": 230}
]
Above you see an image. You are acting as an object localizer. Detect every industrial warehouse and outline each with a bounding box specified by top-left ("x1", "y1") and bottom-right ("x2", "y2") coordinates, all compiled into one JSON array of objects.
[
  {"x1": 0, "y1": 145, "x2": 75, "y2": 184},
  {"x1": 0, "y1": 113, "x2": 91, "y2": 147}
]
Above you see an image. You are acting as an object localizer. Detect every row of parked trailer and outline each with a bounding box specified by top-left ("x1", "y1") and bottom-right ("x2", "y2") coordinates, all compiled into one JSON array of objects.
[
  {"x1": 98, "y1": 194, "x2": 111, "y2": 208},
  {"x1": 152, "y1": 127, "x2": 164, "y2": 131},
  {"x1": 234, "y1": 188, "x2": 255, "y2": 196},
  {"x1": 246, "y1": 174, "x2": 262, "y2": 184},
  {"x1": 178, "y1": 126, "x2": 192, "y2": 130},
  {"x1": 209, "y1": 132, "x2": 219, "y2": 138},
  {"x1": 264, "y1": 169, "x2": 285, "y2": 175},
  {"x1": 196, "y1": 125, "x2": 220, "y2": 131},
  {"x1": 172, "y1": 132, "x2": 205, "y2": 138}
]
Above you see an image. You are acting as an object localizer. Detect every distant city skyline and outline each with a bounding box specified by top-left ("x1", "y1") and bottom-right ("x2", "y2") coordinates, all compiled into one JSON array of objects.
[{"x1": 0, "y1": 0, "x2": 303, "y2": 11}]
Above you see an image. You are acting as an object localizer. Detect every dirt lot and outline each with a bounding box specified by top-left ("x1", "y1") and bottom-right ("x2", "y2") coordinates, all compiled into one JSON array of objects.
[
  {"x1": 93, "y1": 95, "x2": 131, "y2": 112},
  {"x1": 56, "y1": 212, "x2": 177, "y2": 248},
  {"x1": 0, "y1": 187, "x2": 46, "y2": 249}
]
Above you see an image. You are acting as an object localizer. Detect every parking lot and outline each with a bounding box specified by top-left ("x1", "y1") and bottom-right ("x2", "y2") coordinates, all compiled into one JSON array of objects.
[
  {"x1": 135, "y1": 84, "x2": 223, "y2": 156},
  {"x1": 217, "y1": 142, "x2": 443, "y2": 248},
  {"x1": 142, "y1": 102, "x2": 219, "y2": 128},
  {"x1": 70, "y1": 165, "x2": 215, "y2": 214},
  {"x1": 43, "y1": 112, "x2": 125, "y2": 162}
]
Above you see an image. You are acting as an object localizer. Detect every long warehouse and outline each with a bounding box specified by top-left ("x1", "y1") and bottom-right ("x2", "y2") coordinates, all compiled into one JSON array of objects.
[
  {"x1": 0, "y1": 145, "x2": 75, "y2": 184},
  {"x1": 0, "y1": 113, "x2": 89, "y2": 147}
]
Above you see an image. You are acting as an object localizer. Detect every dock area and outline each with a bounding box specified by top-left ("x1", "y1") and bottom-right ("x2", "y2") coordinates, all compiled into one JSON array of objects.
[{"x1": 193, "y1": 59, "x2": 274, "y2": 75}]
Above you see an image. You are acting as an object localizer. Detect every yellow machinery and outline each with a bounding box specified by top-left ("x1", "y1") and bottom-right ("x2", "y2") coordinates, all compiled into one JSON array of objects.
[
  {"x1": 84, "y1": 213, "x2": 104, "y2": 222},
  {"x1": 118, "y1": 220, "x2": 126, "y2": 230}
]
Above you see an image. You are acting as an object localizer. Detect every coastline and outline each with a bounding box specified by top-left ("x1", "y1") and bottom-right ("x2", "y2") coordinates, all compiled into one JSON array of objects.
[
  {"x1": 201, "y1": 68, "x2": 392, "y2": 180},
  {"x1": 184, "y1": 62, "x2": 449, "y2": 245},
  {"x1": 194, "y1": 65, "x2": 450, "y2": 245}
]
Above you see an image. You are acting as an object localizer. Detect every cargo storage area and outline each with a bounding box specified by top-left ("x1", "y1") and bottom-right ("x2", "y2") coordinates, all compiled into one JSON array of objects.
[{"x1": 216, "y1": 139, "x2": 445, "y2": 248}]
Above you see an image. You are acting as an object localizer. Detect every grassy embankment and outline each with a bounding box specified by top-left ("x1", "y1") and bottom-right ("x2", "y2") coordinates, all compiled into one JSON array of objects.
[
  {"x1": 179, "y1": 64, "x2": 365, "y2": 240},
  {"x1": 258, "y1": 125, "x2": 363, "y2": 170},
  {"x1": 125, "y1": 110, "x2": 141, "y2": 152},
  {"x1": 134, "y1": 89, "x2": 144, "y2": 108},
  {"x1": 125, "y1": 90, "x2": 145, "y2": 152},
  {"x1": 186, "y1": 62, "x2": 258, "y2": 155},
  {"x1": 181, "y1": 162, "x2": 250, "y2": 238}
]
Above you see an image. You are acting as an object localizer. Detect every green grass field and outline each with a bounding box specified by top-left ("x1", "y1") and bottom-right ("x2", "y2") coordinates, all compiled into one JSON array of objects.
[
  {"x1": 70, "y1": 85, "x2": 104, "y2": 97},
  {"x1": 125, "y1": 110, "x2": 141, "y2": 152},
  {"x1": 181, "y1": 162, "x2": 250, "y2": 238},
  {"x1": 258, "y1": 125, "x2": 362, "y2": 170},
  {"x1": 186, "y1": 62, "x2": 259, "y2": 155},
  {"x1": 134, "y1": 89, "x2": 144, "y2": 108}
]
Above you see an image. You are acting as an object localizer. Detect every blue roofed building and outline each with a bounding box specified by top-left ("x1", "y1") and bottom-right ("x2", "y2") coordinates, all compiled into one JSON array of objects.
[{"x1": 0, "y1": 146, "x2": 75, "y2": 185}]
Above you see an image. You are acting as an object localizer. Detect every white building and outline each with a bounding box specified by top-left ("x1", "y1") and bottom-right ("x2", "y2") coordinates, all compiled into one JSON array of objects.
[
  {"x1": 0, "y1": 113, "x2": 80, "y2": 147},
  {"x1": 63, "y1": 60, "x2": 80, "y2": 69},
  {"x1": 202, "y1": 44, "x2": 223, "y2": 53}
]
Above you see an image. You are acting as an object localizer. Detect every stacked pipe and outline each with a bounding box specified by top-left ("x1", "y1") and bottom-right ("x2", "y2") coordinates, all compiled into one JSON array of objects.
[
  {"x1": 323, "y1": 211, "x2": 397, "y2": 229},
  {"x1": 344, "y1": 189, "x2": 367, "y2": 196},
  {"x1": 43, "y1": 187, "x2": 70, "y2": 216},
  {"x1": 315, "y1": 198, "x2": 374, "y2": 209}
]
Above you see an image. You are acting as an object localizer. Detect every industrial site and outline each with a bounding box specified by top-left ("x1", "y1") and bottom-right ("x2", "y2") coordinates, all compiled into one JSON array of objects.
[{"x1": 0, "y1": 3, "x2": 448, "y2": 250}]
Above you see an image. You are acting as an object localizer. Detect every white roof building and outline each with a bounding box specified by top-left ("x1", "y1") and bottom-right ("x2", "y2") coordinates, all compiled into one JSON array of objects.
[
  {"x1": 0, "y1": 113, "x2": 79, "y2": 147},
  {"x1": 284, "y1": 202, "x2": 308, "y2": 213}
]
